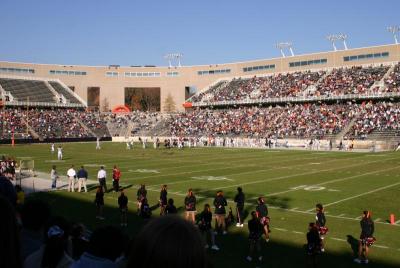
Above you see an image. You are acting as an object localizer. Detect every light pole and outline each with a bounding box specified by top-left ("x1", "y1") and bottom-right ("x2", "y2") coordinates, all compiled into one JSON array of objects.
[
  {"x1": 164, "y1": 53, "x2": 183, "y2": 67},
  {"x1": 276, "y1": 42, "x2": 294, "y2": 58},
  {"x1": 387, "y1": 26, "x2": 400, "y2": 44},
  {"x1": 326, "y1": 35, "x2": 338, "y2": 51},
  {"x1": 337, "y1": 34, "x2": 349, "y2": 50}
]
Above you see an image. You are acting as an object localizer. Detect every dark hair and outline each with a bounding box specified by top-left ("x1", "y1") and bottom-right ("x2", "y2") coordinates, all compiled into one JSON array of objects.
[
  {"x1": 316, "y1": 203, "x2": 323, "y2": 211},
  {"x1": 237, "y1": 187, "x2": 242, "y2": 192},
  {"x1": 88, "y1": 226, "x2": 126, "y2": 261},
  {"x1": 167, "y1": 198, "x2": 174, "y2": 205},
  {"x1": 41, "y1": 217, "x2": 70, "y2": 268},
  {"x1": 0, "y1": 196, "x2": 21, "y2": 268},
  {"x1": 128, "y1": 216, "x2": 209, "y2": 268},
  {"x1": 251, "y1": 211, "x2": 257, "y2": 218},
  {"x1": 21, "y1": 199, "x2": 51, "y2": 230},
  {"x1": 363, "y1": 210, "x2": 371, "y2": 219}
]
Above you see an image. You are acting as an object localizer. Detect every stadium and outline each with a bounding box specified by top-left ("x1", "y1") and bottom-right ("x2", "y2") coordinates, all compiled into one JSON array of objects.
[{"x1": 1, "y1": 1, "x2": 400, "y2": 268}]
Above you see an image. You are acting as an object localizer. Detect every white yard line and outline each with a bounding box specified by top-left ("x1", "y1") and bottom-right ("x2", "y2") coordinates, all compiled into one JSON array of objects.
[
  {"x1": 318, "y1": 182, "x2": 400, "y2": 209},
  {"x1": 205, "y1": 156, "x2": 400, "y2": 192},
  {"x1": 264, "y1": 165, "x2": 400, "y2": 199}
]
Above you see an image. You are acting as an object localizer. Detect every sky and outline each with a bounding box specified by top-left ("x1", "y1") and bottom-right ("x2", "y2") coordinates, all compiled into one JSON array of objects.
[{"x1": 0, "y1": 0, "x2": 399, "y2": 66}]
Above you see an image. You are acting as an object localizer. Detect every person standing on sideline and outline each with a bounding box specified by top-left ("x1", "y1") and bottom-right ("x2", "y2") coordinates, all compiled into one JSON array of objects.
[
  {"x1": 315, "y1": 203, "x2": 328, "y2": 252},
  {"x1": 97, "y1": 166, "x2": 107, "y2": 193},
  {"x1": 159, "y1": 185, "x2": 168, "y2": 215},
  {"x1": 306, "y1": 222, "x2": 322, "y2": 268},
  {"x1": 51, "y1": 143, "x2": 55, "y2": 154},
  {"x1": 77, "y1": 166, "x2": 88, "y2": 193},
  {"x1": 256, "y1": 197, "x2": 270, "y2": 242},
  {"x1": 354, "y1": 211, "x2": 375, "y2": 264},
  {"x1": 198, "y1": 204, "x2": 219, "y2": 251},
  {"x1": 118, "y1": 190, "x2": 128, "y2": 227},
  {"x1": 184, "y1": 188, "x2": 197, "y2": 223},
  {"x1": 234, "y1": 187, "x2": 245, "y2": 227},
  {"x1": 95, "y1": 186, "x2": 104, "y2": 220},
  {"x1": 136, "y1": 184, "x2": 147, "y2": 214},
  {"x1": 50, "y1": 165, "x2": 59, "y2": 189},
  {"x1": 57, "y1": 146, "x2": 63, "y2": 160},
  {"x1": 112, "y1": 165, "x2": 121, "y2": 192},
  {"x1": 67, "y1": 165, "x2": 76, "y2": 192},
  {"x1": 246, "y1": 211, "x2": 264, "y2": 264},
  {"x1": 96, "y1": 137, "x2": 101, "y2": 150},
  {"x1": 213, "y1": 190, "x2": 228, "y2": 235}
]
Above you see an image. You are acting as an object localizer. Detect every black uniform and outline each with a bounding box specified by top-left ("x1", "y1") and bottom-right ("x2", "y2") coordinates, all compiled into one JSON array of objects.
[
  {"x1": 184, "y1": 195, "x2": 196, "y2": 211},
  {"x1": 165, "y1": 204, "x2": 177, "y2": 214},
  {"x1": 213, "y1": 195, "x2": 227, "y2": 215},
  {"x1": 360, "y1": 218, "x2": 374, "y2": 240},
  {"x1": 198, "y1": 210, "x2": 213, "y2": 231},
  {"x1": 137, "y1": 188, "x2": 147, "y2": 201},
  {"x1": 248, "y1": 218, "x2": 264, "y2": 241},
  {"x1": 234, "y1": 191, "x2": 245, "y2": 224},
  {"x1": 160, "y1": 189, "x2": 168, "y2": 206},
  {"x1": 95, "y1": 192, "x2": 104, "y2": 206},
  {"x1": 316, "y1": 212, "x2": 326, "y2": 227},
  {"x1": 307, "y1": 227, "x2": 322, "y2": 255},
  {"x1": 118, "y1": 194, "x2": 128, "y2": 211}
]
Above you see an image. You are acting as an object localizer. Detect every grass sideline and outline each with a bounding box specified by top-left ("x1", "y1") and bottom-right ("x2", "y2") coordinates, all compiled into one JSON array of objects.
[{"x1": 1, "y1": 142, "x2": 400, "y2": 268}]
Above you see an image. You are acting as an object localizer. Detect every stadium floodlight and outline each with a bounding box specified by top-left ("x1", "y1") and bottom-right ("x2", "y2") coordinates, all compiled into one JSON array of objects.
[
  {"x1": 276, "y1": 42, "x2": 294, "y2": 58},
  {"x1": 387, "y1": 26, "x2": 400, "y2": 44},
  {"x1": 337, "y1": 33, "x2": 349, "y2": 50},
  {"x1": 326, "y1": 35, "x2": 339, "y2": 51},
  {"x1": 164, "y1": 53, "x2": 183, "y2": 67}
]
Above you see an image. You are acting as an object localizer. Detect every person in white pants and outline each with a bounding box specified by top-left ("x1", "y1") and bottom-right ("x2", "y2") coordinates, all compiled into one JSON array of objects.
[
  {"x1": 57, "y1": 146, "x2": 63, "y2": 160},
  {"x1": 67, "y1": 165, "x2": 76, "y2": 192},
  {"x1": 77, "y1": 166, "x2": 88, "y2": 192}
]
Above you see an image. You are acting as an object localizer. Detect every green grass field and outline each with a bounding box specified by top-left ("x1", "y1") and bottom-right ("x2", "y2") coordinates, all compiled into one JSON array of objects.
[{"x1": 2, "y1": 142, "x2": 400, "y2": 268}]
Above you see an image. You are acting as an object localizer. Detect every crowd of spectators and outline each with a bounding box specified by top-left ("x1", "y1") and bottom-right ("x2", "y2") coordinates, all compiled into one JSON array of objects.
[
  {"x1": 169, "y1": 103, "x2": 358, "y2": 139},
  {"x1": 312, "y1": 65, "x2": 389, "y2": 97},
  {"x1": 191, "y1": 71, "x2": 323, "y2": 103},
  {"x1": 190, "y1": 65, "x2": 394, "y2": 104},
  {"x1": 348, "y1": 101, "x2": 400, "y2": 139},
  {"x1": 0, "y1": 108, "x2": 111, "y2": 140},
  {"x1": 76, "y1": 112, "x2": 110, "y2": 137},
  {"x1": 0, "y1": 108, "x2": 32, "y2": 139},
  {"x1": 383, "y1": 63, "x2": 400, "y2": 93},
  {"x1": 28, "y1": 109, "x2": 91, "y2": 139},
  {"x1": 104, "y1": 111, "x2": 165, "y2": 136}
]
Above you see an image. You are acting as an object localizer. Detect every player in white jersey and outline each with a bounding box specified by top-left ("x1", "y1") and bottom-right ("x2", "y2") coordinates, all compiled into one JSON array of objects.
[
  {"x1": 142, "y1": 138, "x2": 147, "y2": 149},
  {"x1": 96, "y1": 137, "x2": 101, "y2": 150},
  {"x1": 395, "y1": 142, "x2": 400, "y2": 151},
  {"x1": 153, "y1": 138, "x2": 157, "y2": 149},
  {"x1": 51, "y1": 143, "x2": 55, "y2": 154},
  {"x1": 57, "y1": 146, "x2": 63, "y2": 160}
]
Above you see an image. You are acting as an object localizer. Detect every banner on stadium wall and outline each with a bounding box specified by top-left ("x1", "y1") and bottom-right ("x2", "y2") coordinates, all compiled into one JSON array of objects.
[
  {"x1": 112, "y1": 105, "x2": 131, "y2": 113},
  {"x1": 183, "y1": 102, "x2": 193, "y2": 108}
]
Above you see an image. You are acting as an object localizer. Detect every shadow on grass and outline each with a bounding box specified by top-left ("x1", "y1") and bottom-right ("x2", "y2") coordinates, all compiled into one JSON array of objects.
[
  {"x1": 347, "y1": 235, "x2": 359, "y2": 257},
  {"x1": 25, "y1": 191, "x2": 399, "y2": 268}
]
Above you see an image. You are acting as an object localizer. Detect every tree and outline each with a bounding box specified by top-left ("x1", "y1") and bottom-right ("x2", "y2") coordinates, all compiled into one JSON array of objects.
[
  {"x1": 101, "y1": 97, "x2": 110, "y2": 112},
  {"x1": 163, "y1": 93, "x2": 176, "y2": 113}
]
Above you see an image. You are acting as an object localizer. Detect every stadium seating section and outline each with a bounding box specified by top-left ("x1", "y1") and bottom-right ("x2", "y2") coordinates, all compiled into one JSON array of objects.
[
  {"x1": 1, "y1": 63, "x2": 400, "y2": 141},
  {"x1": 0, "y1": 77, "x2": 84, "y2": 106}
]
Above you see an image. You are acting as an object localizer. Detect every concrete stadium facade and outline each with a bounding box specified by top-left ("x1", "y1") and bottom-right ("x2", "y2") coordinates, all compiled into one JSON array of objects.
[{"x1": 1, "y1": 43, "x2": 399, "y2": 112}]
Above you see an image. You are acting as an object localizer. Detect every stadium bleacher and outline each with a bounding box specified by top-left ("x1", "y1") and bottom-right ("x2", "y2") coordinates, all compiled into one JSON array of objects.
[
  {"x1": 0, "y1": 77, "x2": 85, "y2": 107},
  {"x1": 0, "y1": 78, "x2": 56, "y2": 103},
  {"x1": 48, "y1": 81, "x2": 82, "y2": 104}
]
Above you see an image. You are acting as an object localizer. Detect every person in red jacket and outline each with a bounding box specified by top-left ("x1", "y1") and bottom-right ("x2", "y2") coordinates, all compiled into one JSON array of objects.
[{"x1": 112, "y1": 165, "x2": 121, "y2": 192}]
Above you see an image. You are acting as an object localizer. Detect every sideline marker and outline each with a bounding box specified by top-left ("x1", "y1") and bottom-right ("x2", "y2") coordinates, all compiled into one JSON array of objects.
[{"x1": 390, "y1": 214, "x2": 395, "y2": 225}]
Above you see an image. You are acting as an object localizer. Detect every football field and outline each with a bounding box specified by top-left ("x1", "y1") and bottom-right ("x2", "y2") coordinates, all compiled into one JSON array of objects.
[{"x1": 1, "y1": 142, "x2": 400, "y2": 267}]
